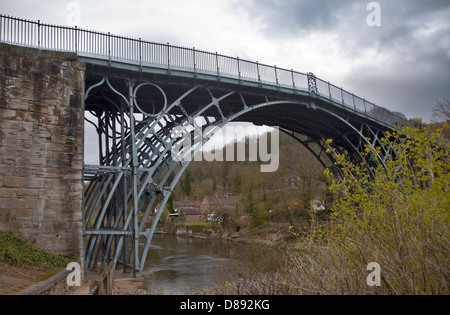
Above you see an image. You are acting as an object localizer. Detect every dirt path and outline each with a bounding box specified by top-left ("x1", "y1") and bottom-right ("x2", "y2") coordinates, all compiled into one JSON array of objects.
[
  {"x1": 1, "y1": 261, "x2": 153, "y2": 295},
  {"x1": 0, "y1": 261, "x2": 61, "y2": 295}
]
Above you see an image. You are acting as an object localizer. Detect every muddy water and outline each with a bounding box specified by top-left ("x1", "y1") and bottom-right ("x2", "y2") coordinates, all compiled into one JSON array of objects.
[{"x1": 142, "y1": 235, "x2": 273, "y2": 294}]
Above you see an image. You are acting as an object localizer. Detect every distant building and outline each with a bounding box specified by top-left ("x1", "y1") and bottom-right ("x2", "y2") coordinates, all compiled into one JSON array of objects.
[
  {"x1": 174, "y1": 200, "x2": 199, "y2": 212},
  {"x1": 174, "y1": 199, "x2": 203, "y2": 222},
  {"x1": 200, "y1": 193, "x2": 239, "y2": 214},
  {"x1": 173, "y1": 193, "x2": 239, "y2": 223},
  {"x1": 183, "y1": 208, "x2": 204, "y2": 223}
]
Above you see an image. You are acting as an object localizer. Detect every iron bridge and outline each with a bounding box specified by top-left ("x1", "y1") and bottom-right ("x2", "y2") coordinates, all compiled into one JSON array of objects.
[{"x1": 0, "y1": 15, "x2": 408, "y2": 277}]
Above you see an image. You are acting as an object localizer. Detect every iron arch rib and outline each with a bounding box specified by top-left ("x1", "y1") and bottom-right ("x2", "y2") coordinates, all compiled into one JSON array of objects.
[{"x1": 83, "y1": 76, "x2": 398, "y2": 276}]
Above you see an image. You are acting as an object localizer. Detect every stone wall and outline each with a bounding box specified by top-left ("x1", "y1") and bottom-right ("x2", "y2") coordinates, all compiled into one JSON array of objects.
[{"x1": 0, "y1": 43, "x2": 85, "y2": 257}]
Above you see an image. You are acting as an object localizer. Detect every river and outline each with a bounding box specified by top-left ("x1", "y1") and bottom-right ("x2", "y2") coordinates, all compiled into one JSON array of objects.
[{"x1": 141, "y1": 235, "x2": 276, "y2": 294}]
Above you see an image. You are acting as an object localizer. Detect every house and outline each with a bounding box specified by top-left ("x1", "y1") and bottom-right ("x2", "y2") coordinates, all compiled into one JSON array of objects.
[
  {"x1": 200, "y1": 193, "x2": 239, "y2": 214},
  {"x1": 183, "y1": 208, "x2": 204, "y2": 223},
  {"x1": 174, "y1": 200, "x2": 199, "y2": 212},
  {"x1": 174, "y1": 199, "x2": 204, "y2": 222}
]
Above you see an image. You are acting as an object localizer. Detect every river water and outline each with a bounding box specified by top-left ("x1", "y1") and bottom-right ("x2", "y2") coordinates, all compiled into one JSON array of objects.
[{"x1": 142, "y1": 235, "x2": 273, "y2": 294}]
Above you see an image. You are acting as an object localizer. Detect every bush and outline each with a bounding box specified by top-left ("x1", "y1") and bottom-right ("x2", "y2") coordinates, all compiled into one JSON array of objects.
[
  {"x1": 212, "y1": 125, "x2": 450, "y2": 295},
  {"x1": 292, "y1": 124, "x2": 450, "y2": 295}
]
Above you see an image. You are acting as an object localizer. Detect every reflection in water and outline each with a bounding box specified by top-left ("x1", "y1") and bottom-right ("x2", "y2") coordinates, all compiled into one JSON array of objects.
[{"x1": 142, "y1": 235, "x2": 251, "y2": 294}]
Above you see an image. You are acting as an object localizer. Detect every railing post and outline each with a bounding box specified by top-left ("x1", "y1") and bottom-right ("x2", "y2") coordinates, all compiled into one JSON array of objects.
[
  {"x1": 341, "y1": 87, "x2": 344, "y2": 105},
  {"x1": 274, "y1": 66, "x2": 279, "y2": 88},
  {"x1": 37, "y1": 19, "x2": 40, "y2": 48},
  {"x1": 257, "y1": 62, "x2": 262, "y2": 86},
  {"x1": 193, "y1": 47, "x2": 197, "y2": 78},
  {"x1": 139, "y1": 38, "x2": 142, "y2": 71},
  {"x1": 167, "y1": 43, "x2": 171, "y2": 75},
  {"x1": 108, "y1": 32, "x2": 111, "y2": 67},
  {"x1": 0, "y1": 15, "x2": 3, "y2": 43},
  {"x1": 216, "y1": 52, "x2": 221, "y2": 81},
  {"x1": 74, "y1": 26, "x2": 78, "y2": 54},
  {"x1": 291, "y1": 69, "x2": 296, "y2": 92},
  {"x1": 237, "y1": 57, "x2": 242, "y2": 83}
]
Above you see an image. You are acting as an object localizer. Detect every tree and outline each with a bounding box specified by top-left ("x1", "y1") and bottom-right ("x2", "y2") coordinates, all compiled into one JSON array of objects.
[
  {"x1": 433, "y1": 98, "x2": 450, "y2": 122},
  {"x1": 180, "y1": 169, "x2": 192, "y2": 197},
  {"x1": 308, "y1": 124, "x2": 450, "y2": 294}
]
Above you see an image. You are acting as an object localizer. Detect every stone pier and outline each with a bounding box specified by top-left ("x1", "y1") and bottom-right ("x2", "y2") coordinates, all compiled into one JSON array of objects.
[{"x1": 0, "y1": 43, "x2": 85, "y2": 257}]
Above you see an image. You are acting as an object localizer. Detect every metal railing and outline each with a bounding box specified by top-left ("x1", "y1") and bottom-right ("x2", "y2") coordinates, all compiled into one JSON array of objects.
[{"x1": 0, "y1": 14, "x2": 408, "y2": 127}]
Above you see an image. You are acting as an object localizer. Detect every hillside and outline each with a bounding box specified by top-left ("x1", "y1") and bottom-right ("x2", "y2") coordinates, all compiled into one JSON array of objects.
[{"x1": 170, "y1": 130, "x2": 329, "y2": 228}]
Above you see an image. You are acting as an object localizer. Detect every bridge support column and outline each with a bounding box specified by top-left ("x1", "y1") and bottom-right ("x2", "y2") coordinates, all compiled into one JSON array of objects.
[{"x1": 0, "y1": 44, "x2": 85, "y2": 257}]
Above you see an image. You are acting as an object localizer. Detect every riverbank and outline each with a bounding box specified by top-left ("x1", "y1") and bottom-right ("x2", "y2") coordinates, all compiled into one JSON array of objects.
[
  {"x1": 165, "y1": 221, "x2": 299, "y2": 247},
  {"x1": 0, "y1": 223, "x2": 296, "y2": 295}
]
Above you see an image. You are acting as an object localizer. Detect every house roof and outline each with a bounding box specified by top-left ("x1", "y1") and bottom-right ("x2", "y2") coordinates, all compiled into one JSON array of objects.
[
  {"x1": 184, "y1": 208, "x2": 203, "y2": 216},
  {"x1": 174, "y1": 200, "x2": 198, "y2": 208},
  {"x1": 201, "y1": 195, "x2": 239, "y2": 206}
]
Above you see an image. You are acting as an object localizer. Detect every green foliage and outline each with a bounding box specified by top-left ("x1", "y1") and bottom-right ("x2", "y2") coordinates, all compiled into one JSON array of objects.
[
  {"x1": 305, "y1": 124, "x2": 450, "y2": 294},
  {"x1": 0, "y1": 231, "x2": 75, "y2": 269},
  {"x1": 180, "y1": 169, "x2": 192, "y2": 197}
]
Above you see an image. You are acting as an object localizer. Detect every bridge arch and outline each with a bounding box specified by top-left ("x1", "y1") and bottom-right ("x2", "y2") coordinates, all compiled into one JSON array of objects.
[
  {"x1": 83, "y1": 74, "x2": 394, "y2": 275},
  {"x1": 0, "y1": 14, "x2": 407, "y2": 278}
]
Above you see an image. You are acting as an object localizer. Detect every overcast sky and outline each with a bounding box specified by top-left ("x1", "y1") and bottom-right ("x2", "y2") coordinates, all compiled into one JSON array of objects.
[{"x1": 2, "y1": 0, "x2": 449, "y2": 122}]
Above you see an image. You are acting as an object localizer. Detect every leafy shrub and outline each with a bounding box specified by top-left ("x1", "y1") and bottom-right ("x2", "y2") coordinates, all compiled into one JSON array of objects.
[{"x1": 294, "y1": 124, "x2": 450, "y2": 295}]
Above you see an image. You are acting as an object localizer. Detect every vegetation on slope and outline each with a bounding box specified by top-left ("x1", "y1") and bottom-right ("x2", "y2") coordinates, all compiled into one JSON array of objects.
[{"x1": 0, "y1": 231, "x2": 74, "y2": 269}]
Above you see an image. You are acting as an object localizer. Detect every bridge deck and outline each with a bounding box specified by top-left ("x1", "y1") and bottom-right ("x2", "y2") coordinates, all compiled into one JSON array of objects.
[{"x1": 0, "y1": 14, "x2": 407, "y2": 129}]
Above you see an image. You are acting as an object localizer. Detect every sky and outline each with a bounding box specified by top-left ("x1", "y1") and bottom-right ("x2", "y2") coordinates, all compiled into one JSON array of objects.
[
  {"x1": 1, "y1": 0, "x2": 449, "y2": 122},
  {"x1": 1, "y1": 0, "x2": 449, "y2": 163}
]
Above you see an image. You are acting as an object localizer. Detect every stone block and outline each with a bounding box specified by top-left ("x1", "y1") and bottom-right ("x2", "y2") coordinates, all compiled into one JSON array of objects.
[
  {"x1": 15, "y1": 166, "x2": 36, "y2": 178},
  {"x1": 15, "y1": 208, "x2": 34, "y2": 221},
  {"x1": 0, "y1": 164, "x2": 15, "y2": 176},
  {"x1": 38, "y1": 188, "x2": 66, "y2": 200},
  {"x1": 17, "y1": 188, "x2": 39, "y2": 198},
  {"x1": 0, "y1": 120, "x2": 19, "y2": 131},
  {"x1": 35, "y1": 167, "x2": 61, "y2": 179},
  {"x1": 0, "y1": 198, "x2": 25, "y2": 209},
  {"x1": 0, "y1": 187, "x2": 17, "y2": 198},
  {"x1": 0, "y1": 109, "x2": 16, "y2": 119},
  {"x1": 24, "y1": 177, "x2": 44, "y2": 189},
  {"x1": 25, "y1": 198, "x2": 45, "y2": 212},
  {"x1": 0, "y1": 208, "x2": 13, "y2": 224},
  {"x1": 3, "y1": 176, "x2": 26, "y2": 188},
  {"x1": 15, "y1": 110, "x2": 33, "y2": 122}
]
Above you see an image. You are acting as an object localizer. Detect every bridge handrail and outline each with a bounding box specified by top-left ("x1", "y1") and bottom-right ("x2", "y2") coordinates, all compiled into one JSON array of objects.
[{"x1": 0, "y1": 14, "x2": 408, "y2": 127}]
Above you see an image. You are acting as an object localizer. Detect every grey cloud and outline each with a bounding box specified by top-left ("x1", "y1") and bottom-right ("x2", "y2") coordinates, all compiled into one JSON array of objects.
[
  {"x1": 240, "y1": 0, "x2": 355, "y2": 35},
  {"x1": 239, "y1": 0, "x2": 450, "y2": 120}
]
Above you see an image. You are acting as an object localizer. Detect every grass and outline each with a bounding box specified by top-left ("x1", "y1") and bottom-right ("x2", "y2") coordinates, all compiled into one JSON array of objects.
[{"x1": 0, "y1": 231, "x2": 75, "y2": 269}]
